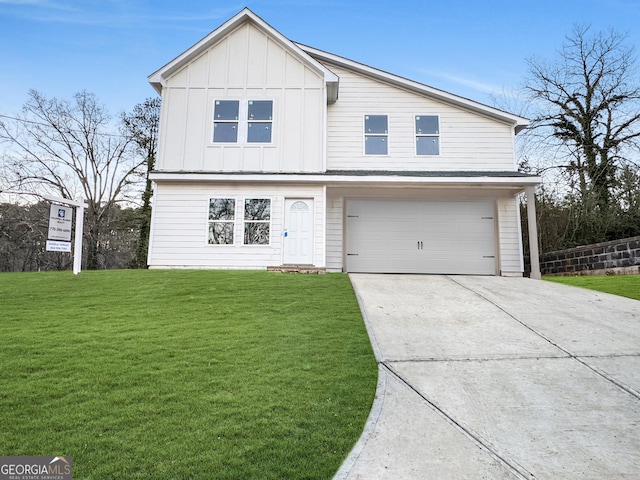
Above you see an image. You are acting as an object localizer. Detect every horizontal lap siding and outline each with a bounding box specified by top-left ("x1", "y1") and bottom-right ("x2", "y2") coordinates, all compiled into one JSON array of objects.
[
  {"x1": 325, "y1": 196, "x2": 344, "y2": 272},
  {"x1": 496, "y1": 197, "x2": 524, "y2": 275},
  {"x1": 323, "y1": 64, "x2": 516, "y2": 171},
  {"x1": 148, "y1": 182, "x2": 325, "y2": 269}
]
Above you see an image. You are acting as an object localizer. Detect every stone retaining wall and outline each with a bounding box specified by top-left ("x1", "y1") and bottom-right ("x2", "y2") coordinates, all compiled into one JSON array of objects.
[{"x1": 540, "y1": 236, "x2": 640, "y2": 276}]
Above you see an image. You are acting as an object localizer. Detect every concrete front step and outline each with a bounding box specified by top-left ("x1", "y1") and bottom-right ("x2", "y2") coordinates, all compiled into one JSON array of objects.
[{"x1": 267, "y1": 265, "x2": 326, "y2": 274}]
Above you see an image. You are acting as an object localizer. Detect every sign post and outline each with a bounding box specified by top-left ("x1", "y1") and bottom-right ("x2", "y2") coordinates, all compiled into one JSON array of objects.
[
  {"x1": 73, "y1": 199, "x2": 85, "y2": 275},
  {"x1": 43, "y1": 195, "x2": 88, "y2": 275}
]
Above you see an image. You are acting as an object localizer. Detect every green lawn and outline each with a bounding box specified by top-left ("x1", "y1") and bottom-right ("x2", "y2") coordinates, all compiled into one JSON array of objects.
[
  {"x1": 544, "y1": 274, "x2": 640, "y2": 301},
  {"x1": 0, "y1": 270, "x2": 378, "y2": 479}
]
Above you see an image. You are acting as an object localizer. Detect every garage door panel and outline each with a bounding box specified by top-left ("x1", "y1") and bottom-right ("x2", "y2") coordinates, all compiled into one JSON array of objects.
[
  {"x1": 347, "y1": 200, "x2": 495, "y2": 275},
  {"x1": 348, "y1": 253, "x2": 424, "y2": 274}
]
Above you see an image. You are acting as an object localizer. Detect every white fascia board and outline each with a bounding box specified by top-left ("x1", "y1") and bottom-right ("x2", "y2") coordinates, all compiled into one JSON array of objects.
[
  {"x1": 297, "y1": 43, "x2": 529, "y2": 131},
  {"x1": 149, "y1": 172, "x2": 541, "y2": 188},
  {"x1": 148, "y1": 8, "x2": 338, "y2": 100}
]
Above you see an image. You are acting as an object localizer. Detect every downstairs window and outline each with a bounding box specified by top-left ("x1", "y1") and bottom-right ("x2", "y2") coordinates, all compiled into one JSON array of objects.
[
  {"x1": 208, "y1": 198, "x2": 235, "y2": 245},
  {"x1": 243, "y1": 198, "x2": 271, "y2": 245}
]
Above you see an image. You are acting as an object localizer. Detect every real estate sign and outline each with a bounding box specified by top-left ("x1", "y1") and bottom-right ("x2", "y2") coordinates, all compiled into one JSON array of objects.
[
  {"x1": 46, "y1": 204, "x2": 73, "y2": 252},
  {"x1": 46, "y1": 240, "x2": 72, "y2": 252}
]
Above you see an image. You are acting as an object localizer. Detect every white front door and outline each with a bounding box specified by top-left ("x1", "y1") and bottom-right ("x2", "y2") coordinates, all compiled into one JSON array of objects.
[{"x1": 283, "y1": 199, "x2": 314, "y2": 265}]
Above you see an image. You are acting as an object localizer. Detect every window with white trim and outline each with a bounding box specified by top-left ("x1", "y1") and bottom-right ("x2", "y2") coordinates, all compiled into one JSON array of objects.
[
  {"x1": 213, "y1": 100, "x2": 273, "y2": 144},
  {"x1": 364, "y1": 115, "x2": 388, "y2": 155},
  {"x1": 415, "y1": 115, "x2": 440, "y2": 155},
  {"x1": 213, "y1": 101, "x2": 239, "y2": 143},
  {"x1": 243, "y1": 198, "x2": 271, "y2": 245},
  {"x1": 247, "y1": 100, "x2": 273, "y2": 143},
  {"x1": 208, "y1": 198, "x2": 235, "y2": 245}
]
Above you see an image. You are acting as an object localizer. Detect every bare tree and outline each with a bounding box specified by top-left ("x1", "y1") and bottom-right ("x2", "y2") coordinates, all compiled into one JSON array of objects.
[
  {"x1": 0, "y1": 201, "x2": 72, "y2": 272},
  {"x1": 0, "y1": 201, "x2": 140, "y2": 272},
  {"x1": 0, "y1": 90, "x2": 145, "y2": 269},
  {"x1": 121, "y1": 97, "x2": 160, "y2": 268},
  {"x1": 525, "y1": 25, "x2": 640, "y2": 207}
]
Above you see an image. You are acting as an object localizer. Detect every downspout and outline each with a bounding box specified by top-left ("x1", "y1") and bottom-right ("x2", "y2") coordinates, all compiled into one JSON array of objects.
[
  {"x1": 321, "y1": 185, "x2": 327, "y2": 268},
  {"x1": 322, "y1": 81, "x2": 328, "y2": 172},
  {"x1": 146, "y1": 182, "x2": 158, "y2": 267}
]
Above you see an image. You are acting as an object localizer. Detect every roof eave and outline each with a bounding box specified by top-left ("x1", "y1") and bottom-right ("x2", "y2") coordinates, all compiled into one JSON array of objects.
[{"x1": 149, "y1": 171, "x2": 542, "y2": 189}]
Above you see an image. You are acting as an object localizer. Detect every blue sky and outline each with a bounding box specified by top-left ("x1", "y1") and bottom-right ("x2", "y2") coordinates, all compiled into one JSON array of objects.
[{"x1": 1, "y1": 0, "x2": 639, "y2": 118}]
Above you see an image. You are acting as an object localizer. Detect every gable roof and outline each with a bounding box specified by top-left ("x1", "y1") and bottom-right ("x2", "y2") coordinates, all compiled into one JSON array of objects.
[
  {"x1": 148, "y1": 8, "x2": 339, "y2": 102},
  {"x1": 148, "y1": 8, "x2": 528, "y2": 132},
  {"x1": 298, "y1": 44, "x2": 529, "y2": 133}
]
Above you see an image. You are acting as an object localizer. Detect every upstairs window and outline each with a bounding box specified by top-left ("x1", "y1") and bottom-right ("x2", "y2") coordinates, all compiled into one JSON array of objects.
[
  {"x1": 213, "y1": 101, "x2": 239, "y2": 143},
  {"x1": 247, "y1": 100, "x2": 273, "y2": 143},
  {"x1": 244, "y1": 198, "x2": 271, "y2": 245},
  {"x1": 213, "y1": 100, "x2": 273, "y2": 144},
  {"x1": 415, "y1": 115, "x2": 440, "y2": 155},
  {"x1": 364, "y1": 115, "x2": 388, "y2": 155}
]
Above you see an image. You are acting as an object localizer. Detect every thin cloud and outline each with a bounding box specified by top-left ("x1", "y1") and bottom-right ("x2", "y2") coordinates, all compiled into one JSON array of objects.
[
  {"x1": 416, "y1": 68, "x2": 502, "y2": 96},
  {"x1": 0, "y1": 0, "x2": 242, "y2": 29},
  {"x1": 0, "y1": 0, "x2": 86, "y2": 24},
  {"x1": 0, "y1": 0, "x2": 74, "y2": 10}
]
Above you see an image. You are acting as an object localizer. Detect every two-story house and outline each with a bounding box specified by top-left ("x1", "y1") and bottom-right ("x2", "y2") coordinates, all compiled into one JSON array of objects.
[{"x1": 147, "y1": 8, "x2": 541, "y2": 277}]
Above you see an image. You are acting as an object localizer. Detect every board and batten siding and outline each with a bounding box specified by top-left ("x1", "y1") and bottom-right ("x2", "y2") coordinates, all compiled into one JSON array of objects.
[
  {"x1": 321, "y1": 63, "x2": 517, "y2": 172},
  {"x1": 148, "y1": 182, "x2": 326, "y2": 269},
  {"x1": 157, "y1": 21, "x2": 326, "y2": 174},
  {"x1": 496, "y1": 196, "x2": 524, "y2": 275}
]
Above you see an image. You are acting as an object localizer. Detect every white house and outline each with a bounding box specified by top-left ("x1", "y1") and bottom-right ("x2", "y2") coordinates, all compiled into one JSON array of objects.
[{"x1": 147, "y1": 8, "x2": 541, "y2": 277}]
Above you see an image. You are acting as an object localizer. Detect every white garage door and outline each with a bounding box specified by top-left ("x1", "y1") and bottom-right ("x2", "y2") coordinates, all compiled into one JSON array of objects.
[{"x1": 346, "y1": 200, "x2": 496, "y2": 275}]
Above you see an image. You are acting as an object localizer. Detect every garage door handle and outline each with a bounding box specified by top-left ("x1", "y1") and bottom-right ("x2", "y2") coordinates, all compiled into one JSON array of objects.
[
  {"x1": 483, "y1": 255, "x2": 495, "y2": 258},
  {"x1": 417, "y1": 241, "x2": 423, "y2": 250}
]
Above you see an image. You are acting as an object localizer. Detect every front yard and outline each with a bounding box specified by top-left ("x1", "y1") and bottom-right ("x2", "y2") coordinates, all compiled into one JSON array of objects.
[{"x1": 0, "y1": 270, "x2": 377, "y2": 479}]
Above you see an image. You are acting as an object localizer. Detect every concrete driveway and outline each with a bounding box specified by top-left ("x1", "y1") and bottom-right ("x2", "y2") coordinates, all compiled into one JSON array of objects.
[{"x1": 335, "y1": 274, "x2": 640, "y2": 480}]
